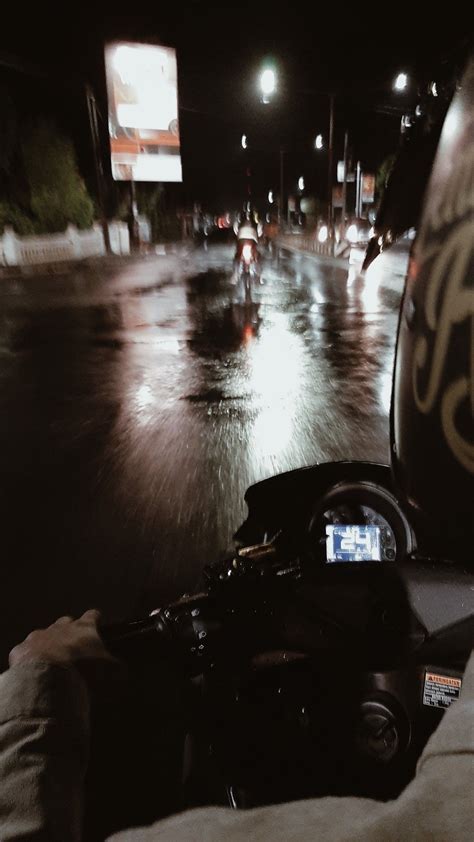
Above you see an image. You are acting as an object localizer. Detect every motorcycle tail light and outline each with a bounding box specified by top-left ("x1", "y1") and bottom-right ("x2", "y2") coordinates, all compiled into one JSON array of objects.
[{"x1": 242, "y1": 244, "x2": 253, "y2": 263}]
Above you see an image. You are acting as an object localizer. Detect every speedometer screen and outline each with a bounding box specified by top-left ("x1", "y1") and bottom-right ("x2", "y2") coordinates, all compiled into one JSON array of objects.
[{"x1": 326, "y1": 525, "x2": 382, "y2": 562}]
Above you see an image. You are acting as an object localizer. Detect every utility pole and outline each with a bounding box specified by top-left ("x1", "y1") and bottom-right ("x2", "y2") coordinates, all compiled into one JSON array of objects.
[{"x1": 85, "y1": 85, "x2": 111, "y2": 254}]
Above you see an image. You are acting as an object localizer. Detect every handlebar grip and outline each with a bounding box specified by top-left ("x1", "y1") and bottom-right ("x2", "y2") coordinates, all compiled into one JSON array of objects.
[
  {"x1": 99, "y1": 593, "x2": 221, "y2": 673},
  {"x1": 100, "y1": 611, "x2": 173, "y2": 659}
]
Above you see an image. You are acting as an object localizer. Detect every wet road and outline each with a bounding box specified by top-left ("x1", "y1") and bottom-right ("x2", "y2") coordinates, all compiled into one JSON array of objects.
[{"x1": 0, "y1": 243, "x2": 406, "y2": 662}]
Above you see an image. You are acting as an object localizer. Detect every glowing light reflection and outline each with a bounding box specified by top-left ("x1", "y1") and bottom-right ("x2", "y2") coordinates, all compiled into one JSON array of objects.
[
  {"x1": 379, "y1": 371, "x2": 393, "y2": 415},
  {"x1": 360, "y1": 258, "x2": 387, "y2": 311},
  {"x1": 312, "y1": 290, "x2": 326, "y2": 305},
  {"x1": 130, "y1": 382, "x2": 157, "y2": 426},
  {"x1": 359, "y1": 277, "x2": 381, "y2": 311},
  {"x1": 135, "y1": 383, "x2": 155, "y2": 410},
  {"x1": 246, "y1": 317, "x2": 304, "y2": 458}
]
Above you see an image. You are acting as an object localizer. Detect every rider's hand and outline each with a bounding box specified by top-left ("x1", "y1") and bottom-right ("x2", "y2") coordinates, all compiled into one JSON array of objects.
[{"x1": 9, "y1": 610, "x2": 117, "y2": 680}]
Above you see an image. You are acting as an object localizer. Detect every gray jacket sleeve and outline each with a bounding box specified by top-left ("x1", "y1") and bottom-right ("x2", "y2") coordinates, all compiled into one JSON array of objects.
[{"x1": 0, "y1": 662, "x2": 90, "y2": 842}]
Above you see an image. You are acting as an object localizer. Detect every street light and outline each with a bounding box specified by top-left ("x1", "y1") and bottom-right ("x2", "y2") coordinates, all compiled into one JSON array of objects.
[
  {"x1": 394, "y1": 72, "x2": 408, "y2": 92},
  {"x1": 298, "y1": 176, "x2": 305, "y2": 192},
  {"x1": 241, "y1": 134, "x2": 248, "y2": 149},
  {"x1": 314, "y1": 134, "x2": 324, "y2": 150},
  {"x1": 260, "y1": 67, "x2": 276, "y2": 103}
]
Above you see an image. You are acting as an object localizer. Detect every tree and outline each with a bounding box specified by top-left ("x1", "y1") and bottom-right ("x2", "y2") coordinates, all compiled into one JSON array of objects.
[
  {"x1": 115, "y1": 183, "x2": 181, "y2": 243},
  {"x1": 375, "y1": 153, "x2": 397, "y2": 201},
  {"x1": 0, "y1": 200, "x2": 35, "y2": 235},
  {"x1": 22, "y1": 120, "x2": 94, "y2": 233},
  {"x1": 0, "y1": 84, "x2": 18, "y2": 182},
  {"x1": 137, "y1": 184, "x2": 181, "y2": 242}
]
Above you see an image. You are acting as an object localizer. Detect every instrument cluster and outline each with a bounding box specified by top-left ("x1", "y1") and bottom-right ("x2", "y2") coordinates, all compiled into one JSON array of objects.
[{"x1": 307, "y1": 481, "x2": 415, "y2": 565}]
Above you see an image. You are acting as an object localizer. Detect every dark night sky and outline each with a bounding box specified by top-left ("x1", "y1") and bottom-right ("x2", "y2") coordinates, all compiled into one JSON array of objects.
[{"x1": 1, "y1": 5, "x2": 468, "y2": 212}]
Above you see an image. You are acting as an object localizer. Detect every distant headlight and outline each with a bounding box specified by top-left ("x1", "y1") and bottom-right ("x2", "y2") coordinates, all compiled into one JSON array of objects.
[{"x1": 347, "y1": 224, "x2": 358, "y2": 243}]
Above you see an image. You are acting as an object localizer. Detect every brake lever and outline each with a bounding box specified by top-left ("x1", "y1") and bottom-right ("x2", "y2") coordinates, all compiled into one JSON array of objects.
[{"x1": 203, "y1": 534, "x2": 301, "y2": 589}]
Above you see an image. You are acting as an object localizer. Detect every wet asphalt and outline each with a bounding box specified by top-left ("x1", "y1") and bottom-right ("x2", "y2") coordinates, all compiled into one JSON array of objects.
[{"x1": 0, "y1": 241, "x2": 407, "y2": 662}]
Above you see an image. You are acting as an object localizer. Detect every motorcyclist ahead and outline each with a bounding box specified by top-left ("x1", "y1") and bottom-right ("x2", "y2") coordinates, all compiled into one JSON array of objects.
[
  {"x1": 233, "y1": 207, "x2": 263, "y2": 243},
  {"x1": 232, "y1": 207, "x2": 263, "y2": 285}
]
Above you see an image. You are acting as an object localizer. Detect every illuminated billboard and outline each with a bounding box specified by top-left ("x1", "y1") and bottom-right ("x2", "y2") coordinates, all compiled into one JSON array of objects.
[{"x1": 105, "y1": 41, "x2": 182, "y2": 182}]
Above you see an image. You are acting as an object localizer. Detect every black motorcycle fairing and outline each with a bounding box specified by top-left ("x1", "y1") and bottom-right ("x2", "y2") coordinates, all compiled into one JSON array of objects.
[
  {"x1": 181, "y1": 556, "x2": 471, "y2": 809},
  {"x1": 101, "y1": 559, "x2": 472, "y2": 814},
  {"x1": 400, "y1": 561, "x2": 474, "y2": 646},
  {"x1": 235, "y1": 462, "x2": 395, "y2": 544},
  {"x1": 101, "y1": 457, "x2": 473, "y2": 814}
]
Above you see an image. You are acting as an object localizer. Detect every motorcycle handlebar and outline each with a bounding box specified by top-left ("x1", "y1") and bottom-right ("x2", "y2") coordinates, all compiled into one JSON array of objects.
[
  {"x1": 100, "y1": 593, "x2": 224, "y2": 675},
  {"x1": 99, "y1": 545, "x2": 301, "y2": 666},
  {"x1": 99, "y1": 561, "x2": 423, "y2": 673},
  {"x1": 100, "y1": 612, "x2": 172, "y2": 651}
]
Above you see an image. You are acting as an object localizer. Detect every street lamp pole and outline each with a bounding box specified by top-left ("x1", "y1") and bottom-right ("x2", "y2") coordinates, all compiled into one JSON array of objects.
[
  {"x1": 258, "y1": 66, "x2": 336, "y2": 237},
  {"x1": 279, "y1": 146, "x2": 285, "y2": 226},
  {"x1": 341, "y1": 128, "x2": 349, "y2": 236},
  {"x1": 327, "y1": 94, "x2": 335, "y2": 243}
]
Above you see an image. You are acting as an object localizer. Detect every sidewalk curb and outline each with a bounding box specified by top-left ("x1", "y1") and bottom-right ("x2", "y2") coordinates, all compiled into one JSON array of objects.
[
  {"x1": 0, "y1": 258, "x2": 134, "y2": 282},
  {"x1": 0, "y1": 243, "x2": 190, "y2": 282}
]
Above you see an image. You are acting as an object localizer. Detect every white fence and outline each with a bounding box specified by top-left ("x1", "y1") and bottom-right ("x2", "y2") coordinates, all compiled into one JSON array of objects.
[
  {"x1": 276, "y1": 230, "x2": 334, "y2": 258},
  {"x1": 0, "y1": 222, "x2": 130, "y2": 267}
]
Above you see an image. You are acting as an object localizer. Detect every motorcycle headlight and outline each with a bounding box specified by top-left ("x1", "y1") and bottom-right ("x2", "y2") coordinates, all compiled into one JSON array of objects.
[
  {"x1": 318, "y1": 225, "x2": 328, "y2": 243},
  {"x1": 347, "y1": 224, "x2": 359, "y2": 243}
]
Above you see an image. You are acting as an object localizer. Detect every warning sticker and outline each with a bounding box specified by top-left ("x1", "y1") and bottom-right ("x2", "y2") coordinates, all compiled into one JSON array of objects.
[{"x1": 423, "y1": 671, "x2": 462, "y2": 709}]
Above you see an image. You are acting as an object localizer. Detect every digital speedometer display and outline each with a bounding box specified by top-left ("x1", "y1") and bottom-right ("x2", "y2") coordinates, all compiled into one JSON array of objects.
[{"x1": 325, "y1": 525, "x2": 382, "y2": 562}]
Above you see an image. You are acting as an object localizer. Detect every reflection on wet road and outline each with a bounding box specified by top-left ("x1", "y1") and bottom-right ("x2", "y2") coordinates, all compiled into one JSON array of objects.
[{"x1": 0, "y1": 245, "x2": 404, "y2": 660}]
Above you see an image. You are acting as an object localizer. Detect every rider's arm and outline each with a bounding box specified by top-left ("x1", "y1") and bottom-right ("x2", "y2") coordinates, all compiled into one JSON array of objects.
[{"x1": 0, "y1": 611, "x2": 113, "y2": 842}]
